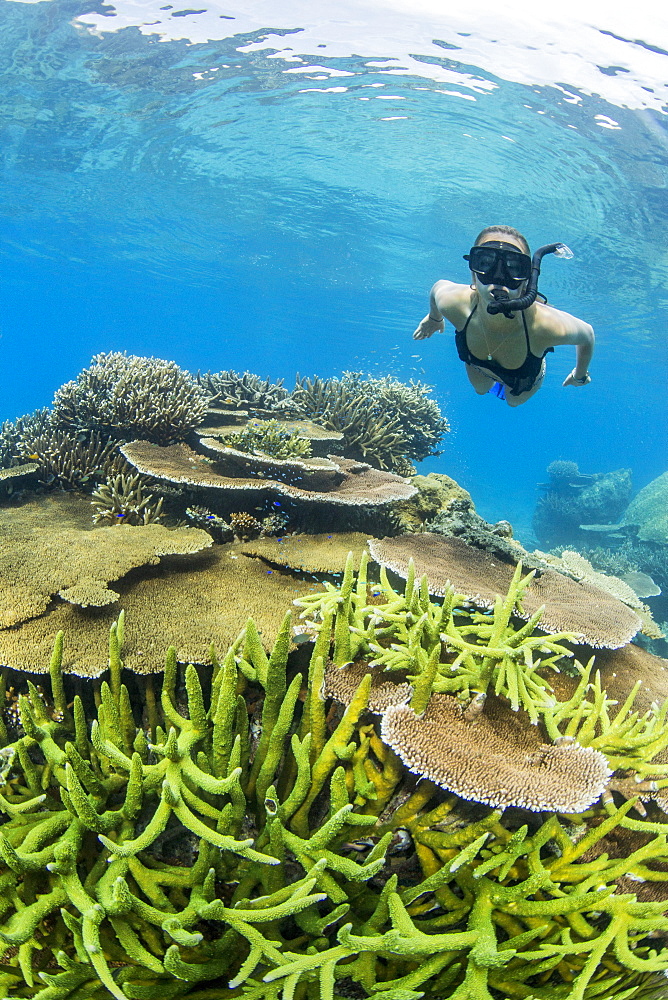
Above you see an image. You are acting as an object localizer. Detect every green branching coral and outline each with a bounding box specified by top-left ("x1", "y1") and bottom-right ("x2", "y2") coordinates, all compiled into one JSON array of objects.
[
  {"x1": 295, "y1": 554, "x2": 579, "y2": 724},
  {"x1": 286, "y1": 372, "x2": 448, "y2": 473},
  {"x1": 1, "y1": 568, "x2": 668, "y2": 998},
  {"x1": 225, "y1": 420, "x2": 312, "y2": 460}
]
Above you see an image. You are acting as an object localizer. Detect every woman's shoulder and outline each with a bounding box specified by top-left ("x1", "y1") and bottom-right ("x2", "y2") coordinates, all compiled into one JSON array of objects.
[
  {"x1": 433, "y1": 281, "x2": 475, "y2": 327},
  {"x1": 531, "y1": 301, "x2": 591, "y2": 344}
]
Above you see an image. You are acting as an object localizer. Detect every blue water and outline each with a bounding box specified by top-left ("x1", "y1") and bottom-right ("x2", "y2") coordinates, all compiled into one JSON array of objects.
[{"x1": 1, "y1": 0, "x2": 667, "y2": 542}]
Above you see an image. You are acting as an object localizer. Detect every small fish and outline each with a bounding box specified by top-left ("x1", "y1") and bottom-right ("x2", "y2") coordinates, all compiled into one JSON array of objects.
[{"x1": 292, "y1": 633, "x2": 314, "y2": 646}]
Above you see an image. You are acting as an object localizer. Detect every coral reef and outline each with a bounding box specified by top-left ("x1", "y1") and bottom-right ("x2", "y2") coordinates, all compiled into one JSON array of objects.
[
  {"x1": 224, "y1": 420, "x2": 312, "y2": 460},
  {"x1": 0, "y1": 504, "x2": 320, "y2": 676},
  {"x1": 0, "y1": 463, "x2": 38, "y2": 498},
  {"x1": 240, "y1": 533, "x2": 372, "y2": 575},
  {"x1": 91, "y1": 474, "x2": 165, "y2": 527},
  {"x1": 1, "y1": 559, "x2": 667, "y2": 997},
  {"x1": 184, "y1": 506, "x2": 235, "y2": 544},
  {"x1": 286, "y1": 372, "x2": 448, "y2": 473},
  {"x1": 229, "y1": 511, "x2": 263, "y2": 541},
  {"x1": 197, "y1": 369, "x2": 289, "y2": 413},
  {"x1": 533, "y1": 462, "x2": 633, "y2": 548},
  {"x1": 541, "y1": 549, "x2": 663, "y2": 640},
  {"x1": 1, "y1": 408, "x2": 119, "y2": 490},
  {"x1": 197, "y1": 435, "x2": 341, "y2": 491},
  {"x1": 0, "y1": 494, "x2": 212, "y2": 625},
  {"x1": 119, "y1": 442, "x2": 417, "y2": 531},
  {"x1": 368, "y1": 532, "x2": 642, "y2": 647},
  {"x1": 53, "y1": 353, "x2": 210, "y2": 445}
]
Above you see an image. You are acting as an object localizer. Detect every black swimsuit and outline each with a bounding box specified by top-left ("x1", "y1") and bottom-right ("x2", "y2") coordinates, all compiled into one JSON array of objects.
[{"x1": 455, "y1": 303, "x2": 553, "y2": 397}]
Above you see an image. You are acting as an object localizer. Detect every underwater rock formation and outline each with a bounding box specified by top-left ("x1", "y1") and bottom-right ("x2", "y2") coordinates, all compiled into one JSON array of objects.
[
  {"x1": 622, "y1": 471, "x2": 668, "y2": 544},
  {"x1": 1, "y1": 557, "x2": 668, "y2": 998},
  {"x1": 533, "y1": 461, "x2": 633, "y2": 548}
]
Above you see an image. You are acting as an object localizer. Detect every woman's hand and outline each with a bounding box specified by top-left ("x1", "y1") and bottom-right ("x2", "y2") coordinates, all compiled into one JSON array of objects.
[
  {"x1": 563, "y1": 369, "x2": 592, "y2": 387},
  {"x1": 413, "y1": 315, "x2": 445, "y2": 340}
]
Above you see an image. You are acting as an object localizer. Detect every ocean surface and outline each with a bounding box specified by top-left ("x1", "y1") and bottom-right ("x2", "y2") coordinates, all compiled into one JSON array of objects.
[{"x1": 1, "y1": 0, "x2": 667, "y2": 543}]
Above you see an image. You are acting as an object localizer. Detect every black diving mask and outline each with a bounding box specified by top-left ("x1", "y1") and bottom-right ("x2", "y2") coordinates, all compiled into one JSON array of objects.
[{"x1": 464, "y1": 241, "x2": 531, "y2": 290}]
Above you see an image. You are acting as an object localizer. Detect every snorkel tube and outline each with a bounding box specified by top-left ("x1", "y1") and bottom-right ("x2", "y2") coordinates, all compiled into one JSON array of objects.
[{"x1": 487, "y1": 242, "x2": 573, "y2": 318}]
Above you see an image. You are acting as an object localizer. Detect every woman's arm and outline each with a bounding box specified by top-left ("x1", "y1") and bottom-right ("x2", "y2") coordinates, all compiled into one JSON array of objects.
[
  {"x1": 558, "y1": 320, "x2": 595, "y2": 387},
  {"x1": 413, "y1": 281, "x2": 471, "y2": 340}
]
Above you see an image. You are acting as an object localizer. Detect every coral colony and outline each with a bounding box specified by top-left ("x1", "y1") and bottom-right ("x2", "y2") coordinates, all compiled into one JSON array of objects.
[{"x1": 0, "y1": 353, "x2": 667, "y2": 998}]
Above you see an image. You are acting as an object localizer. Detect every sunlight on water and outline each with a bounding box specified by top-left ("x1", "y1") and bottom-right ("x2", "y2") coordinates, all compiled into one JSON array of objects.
[{"x1": 1, "y1": 0, "x2": 667, "y2": 538}]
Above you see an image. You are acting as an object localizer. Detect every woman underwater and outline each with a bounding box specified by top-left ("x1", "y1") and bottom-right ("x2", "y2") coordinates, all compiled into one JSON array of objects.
[{"x1": 413, "y1": 225, "x2": 594, "y2": 407}]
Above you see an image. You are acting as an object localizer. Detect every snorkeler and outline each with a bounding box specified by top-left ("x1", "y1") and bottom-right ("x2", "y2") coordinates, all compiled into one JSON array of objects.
[{"x1": 412, "y1": 225, "x2": 594, "y2": 406}]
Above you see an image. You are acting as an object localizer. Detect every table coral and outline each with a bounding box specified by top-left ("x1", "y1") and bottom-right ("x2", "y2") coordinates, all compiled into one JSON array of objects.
[{"x1": 0, "y1": 495, "x2": 212, "y2": 626}]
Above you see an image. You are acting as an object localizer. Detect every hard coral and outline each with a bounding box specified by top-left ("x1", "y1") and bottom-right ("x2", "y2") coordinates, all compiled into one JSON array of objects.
[
  {"x1": 229, "y1": 511, "x2": 263, "y2": 540},
  {"x1": 368, "y1": 532, "x2": 642, "y2": 648},
  {"x1": 287, "y1": 371, "x2": 448, "y2": 473},
  {"x1": 3, "y1": 408, "x2": 118, "y2": 489},
  {"x1": 2, "y1": 570, "x2": 668, "y2": 998},
  {"x1": 0, "y1": 538, "x2": 318, "y2": 676},
  {"x1": 225, "y1": 418, "x2": 312, "y2": 460},
  {"x1": 53, "y1": 352, "x2": 210, "y2": 445},
  {"x1": 197, "y1": 368, "x2": 289, "y2": 413},
  {"x1": 0, "y1": 494, "x2": 212, "y2": 625},
  {"x1": 91, "y1": 472, "x2": 165, "y2": 526},
  {"x1": 120, "y1": 441, "x2": 417, "y2": 508},
  {"x1": 381, "y1": 692, "x2": 611, "y2": 812}
]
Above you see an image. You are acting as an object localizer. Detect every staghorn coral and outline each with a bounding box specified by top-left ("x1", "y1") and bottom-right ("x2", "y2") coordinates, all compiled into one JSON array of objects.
[
  {"x1": 91, "y1": 473, "x2": 165, "y2": 527},
  {"x1": 0, "y1": 418, "x2": 24, "y2": 470},
  {"x1": 1, "y1": 572, "x2": 668, "y2": 997},
  {"x1": 53, "y1": 352, "x2": 210, "y2": 445},
  {"x1": 224, "y1": 419, "x2": 312, "y2": 460},
  {"x1": 368, "y1": 532, "x2": 642, "y2": 648},
  {"x1": 3, "y1": 408, "x2": 120, "y2": 489},
  {"x1": 196, "y1": 368, "x2": 289, "y2": 413},
  {"x1": 286, "y1": 371, "x2": 448, "y2": 473}
]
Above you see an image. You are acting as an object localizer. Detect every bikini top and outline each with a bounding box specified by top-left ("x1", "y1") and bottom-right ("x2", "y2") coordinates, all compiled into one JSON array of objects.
[{"x1": 454, "y1": 302, "x2": 553, "y2": 397}]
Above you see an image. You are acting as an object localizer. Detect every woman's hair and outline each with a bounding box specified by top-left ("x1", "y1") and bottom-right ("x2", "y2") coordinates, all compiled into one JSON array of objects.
[{"x1": 474, "y1": 225, "x2": 530, "y2": 255}]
